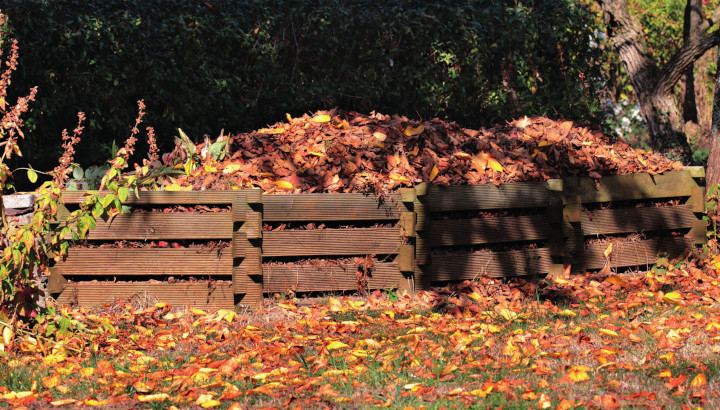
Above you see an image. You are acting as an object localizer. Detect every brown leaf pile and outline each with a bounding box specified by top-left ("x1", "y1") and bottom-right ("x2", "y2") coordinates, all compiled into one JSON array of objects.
[{"x1": 160, "y1": 109, "x2": 684, "y2": 193}]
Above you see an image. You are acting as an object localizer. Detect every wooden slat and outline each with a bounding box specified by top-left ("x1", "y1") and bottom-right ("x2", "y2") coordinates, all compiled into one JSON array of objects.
[
  {"x1": 56, "y1": 281, "x2": 234, "y2": 308},
  {"x1": 582, "y1": 205, "x2": 696, "y2": 236},
  {"x1": 262, "y1": 193, "x2": 407, "y2": 221},
  {"x1": 262, "y1": 262, "x2": 404, "y2": 293},
  {"x1": 424, "y1": 183, "x2": 550, "y2": 212},
  {"x1": 61, "y1": 190, "x2": 242, "y2": 205},
  {"x1": 580, "y1": 205, "x2": 695, "y2": 236},
  {"x1": 566, "y1": 171, "x2": 697, "y2": 204},
  {"x1": 428, "y1": 215, "x2": 552, "y2": 247},
  {"x1": 257, "y1": 227, "x2": 403, "y2": 257},
  {"x1": 63, "y1": 213, "x2": 233, "y2": 240},
  {"x1": 584, "y1": 236, "x2": 693, "y2": 270},
  {"x1": 52, "y1": 248, "x2": 232, "y2": 276},
  {"x1": 424, "y1": 248, "x2": 552, "y2": 282}
]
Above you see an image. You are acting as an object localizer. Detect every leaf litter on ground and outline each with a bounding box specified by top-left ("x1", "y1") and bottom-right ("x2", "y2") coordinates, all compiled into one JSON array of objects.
[{"x1": 2, "y1": 255, "x2": 720, "y2": 408}]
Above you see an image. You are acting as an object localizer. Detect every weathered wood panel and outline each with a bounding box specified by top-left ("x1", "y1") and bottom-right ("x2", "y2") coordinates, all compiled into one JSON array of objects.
[
  {"x1": 423, "y1": 183, "x2": 550, "y2": 212},
  {"x1": 584, "y1": 237, "x2": 693, "y2": 270},
  {"x1": 424, "y1": 248, "x2": 552, "y2": 283},
  {"x1": 428, "y1": 215, "x2": 552, "y2": 247},
  {"x1": 56, "y1": 281, "x2": 234, "y2": 308},
  {"x1": 262, "y1": 193, "x2": 409, "y2": 221},
  {"x1": 566, "y1": 171, "x2": 697, "y2": 204},
  {"x1": 579, "y1": 205, "x2": 695, "y2": 236},
  {"x1": 263, "y1": 261, "x2": 404, "y2": 293},
  {"x1": 251, "y1": 227, "x2": 403, "y2": 257},
  {"x1": 65, "y1": 213, "x2": 233, "y2": 240},
  {"x1": 52, "y1": 248, "x2": 233, "y2": 276},
  {"x1": 61, "y1": 190, "x2": 242, "y2": 205}
]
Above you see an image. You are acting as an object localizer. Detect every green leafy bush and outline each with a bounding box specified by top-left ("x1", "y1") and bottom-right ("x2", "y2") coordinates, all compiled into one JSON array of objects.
[{"x1": 4, "y1": 0, "x2": 604, "y2": 169}]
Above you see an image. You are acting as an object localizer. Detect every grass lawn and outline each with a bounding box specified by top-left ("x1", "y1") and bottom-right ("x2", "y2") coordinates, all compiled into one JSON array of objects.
[{"x1": 1, "y1": 256, "x2": 720, "y2": 409}]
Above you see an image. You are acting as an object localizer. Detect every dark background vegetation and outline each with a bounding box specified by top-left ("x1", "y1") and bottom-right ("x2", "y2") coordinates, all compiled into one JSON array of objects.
[{"x1": 2, "y1": 0, "x2": 603, "y2": 171}]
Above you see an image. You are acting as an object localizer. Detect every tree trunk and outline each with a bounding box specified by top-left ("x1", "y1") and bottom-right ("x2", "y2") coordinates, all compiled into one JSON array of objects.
[
  {"x1": 599, "y1": 0, "x2": 720, "y2": 160},
  {"x1": 706, "y1": 46, "x2": 720, "y2": 186},
  {"x1": 682, "y1": 0, "x2": 702, "y2": 124},
  {"x1": 599, "y1": 0, "x2": 690, "y2": 158}
]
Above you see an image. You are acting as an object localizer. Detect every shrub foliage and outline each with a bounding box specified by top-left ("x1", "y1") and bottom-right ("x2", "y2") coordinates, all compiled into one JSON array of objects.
[{"x1": 4, "y1": 0, "x2": 603, "y2": 166}]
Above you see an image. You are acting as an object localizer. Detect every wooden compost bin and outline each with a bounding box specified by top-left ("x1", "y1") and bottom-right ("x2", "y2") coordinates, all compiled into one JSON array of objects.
[
  {"x1": 237, "y1": 189, "x2": 416, "y2": 306},
  {"x1": 413, "y1": 167, "x2": 706, "y2": 288},
  {"x1": 49, "y1": 191, "x2": 253, "y2": 309},
  {"x1": 47, "y1": 167, "x2": 705, "y2": 309}
]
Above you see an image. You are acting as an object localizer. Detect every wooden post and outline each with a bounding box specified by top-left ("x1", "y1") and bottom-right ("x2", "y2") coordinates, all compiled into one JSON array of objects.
[
  {"x1": 398, "y1": 188, "x2": 416, "y2": 294},
  {"x1": 546, "y1": 179, "x2": 566, "y2": 278},
  {"x1": 232, "y1": 189, "x2": 263, "y2": 309},
  {"x1": 412, "y1": 183, "x2": 430, "y2": 289}
]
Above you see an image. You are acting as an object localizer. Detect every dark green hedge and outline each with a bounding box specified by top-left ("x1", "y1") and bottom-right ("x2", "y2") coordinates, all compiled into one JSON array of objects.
[{"x1": 3, "y1": 0, "x2": 603, "y2": 167}]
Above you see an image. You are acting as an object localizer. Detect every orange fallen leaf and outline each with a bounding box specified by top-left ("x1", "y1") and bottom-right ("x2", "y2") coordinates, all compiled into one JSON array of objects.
[
  {"x1": 404, "y1": 124, "x2": 424, "y2": 136},
  {"x1": 691, "y1": 373, "x2": 707, "y2": 388},
  {"x1": 429, "y1": 165, "x2": 439, "y2": 182}
]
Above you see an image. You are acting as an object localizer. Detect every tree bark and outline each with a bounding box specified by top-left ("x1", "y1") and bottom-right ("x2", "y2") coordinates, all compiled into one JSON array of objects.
[
  {"x1": 706, "y1": 46, "x2": 720, "y2": 186},
  {"x1": 598, "y1": 0, "x2": 720, "y2": 159},
  {"x1": 682, "y1": 0, "x2": 701, "y2": 123}
]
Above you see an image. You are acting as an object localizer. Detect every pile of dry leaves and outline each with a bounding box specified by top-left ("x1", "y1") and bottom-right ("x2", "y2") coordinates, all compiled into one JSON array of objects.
[{"x1": 157, "y1": 109, "x2": 684, "y2": 193}]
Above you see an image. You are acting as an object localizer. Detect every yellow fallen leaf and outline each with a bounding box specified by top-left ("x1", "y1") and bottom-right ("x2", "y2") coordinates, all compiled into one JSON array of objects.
[
  {"x1": 467, "y1": 291, "x2": 481, "y2": 301},
  {"x1": 604, "y1": 275, "x2": 627, "y2": 287},
  {"x1": 429, "y1": 165, "x2": 439, "y2": 182},
  {"x1": 258, "y1": 127, "x2": 285, "y2": 134},
  {"x1": 538, "y1": 140, "x2": 553, "y2": 147},
  {"x1": 222, "y1": 164, "x2": 243, "y2": 174},
  {"x1": 312, "y1": 114, "x2": 331, "y2": 123},
  {"x1": 404, "y1": 124, "x2": 424, "y2": 136},
  {"x1": 191, "y1": 308, "x2": 207, "y2": 316},
  {"x1": 487, "y1": 156, "x2": 504, "y2": 172},
  {"x1": 599, "y1": 328, "x2": 620, "y2": 338},
  {"x1": 196, "y1": 394, "x2": 221, "y2": 408},
  {"x1": 389, "y1": 174, "x2": 409, "y2": 182},
  {"x1": 328, "y1": 297, "x2": 342, "y2": 312},
  {"x1": 566, "y1": 365, "x2": 590, "y2": 382},
  {"x1": 137, "y1": 393, "x2": 170, "y2": 402},
  {"x1": 603, "y1": 243, "x2": 613, "y2": 258},
  {"x1": 557, "y1": 309, "x2": 577, "y2": 317},
  {"x1": 496, "y1": 308, "x2": 518, "y2": 321},
  {"x1": 2, "y1": 326, "x2": 13, "y2": 346},
  {"x1": 274, "y1": 180, "x2": 294, "y2": 191},
  {"x1": 373, "y1": 132, "x2": 387, "y2": 141},
  {"x1": 326, "y1": 341, "x2": 349, "y2": 350},
  {"x1": 164, "y1": 183, "x2": 192, "y2": 192},
  {"x1": 50, "y1": 399, "x2": 78, "y2": 406},
  {"x1": 662, "y1": 291, "x2": 682, "y2": 305}
]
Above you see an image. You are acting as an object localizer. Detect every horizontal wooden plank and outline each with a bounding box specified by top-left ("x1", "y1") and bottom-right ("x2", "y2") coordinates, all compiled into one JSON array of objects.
[
  {"x1": 424, "y1": 248, "x2": 552, "y2": 282},
  {"x1": 424, "y1": 183, "x2": 550, "y2": 212},
  {"x1": 584, "y1": 236, "x2": 693, "y2": 270},
  {"x1": 55, "y1": 281, "x2": 234, "y2": 308},
  {"x1": 263, "y1": 261, "x2": 404, "y2": 293},
  {"x1": 579, "y1": 205, "x2": 695, "y2": 236},
  {"x1": 262, "y1": 193, "x2": 407, "y2": 221},
  {"x1": 59, "y1": 213, "x2": 233, "y2": 240},
  {"x1": 566, "y1": 171, "x2": 697, "y2": 204},
  {"x1": 52, "y1": 248, "x2": 232, "y2": 276},
  {"x1": 61, "y1": 190, "x2": 243, "y2": 205},
  {"x1": 428, "y1": 215, "x2": 552, "y2": 247},
  {"x1": 258, "y1": 227, "x2": 403, "y2": 257}
]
